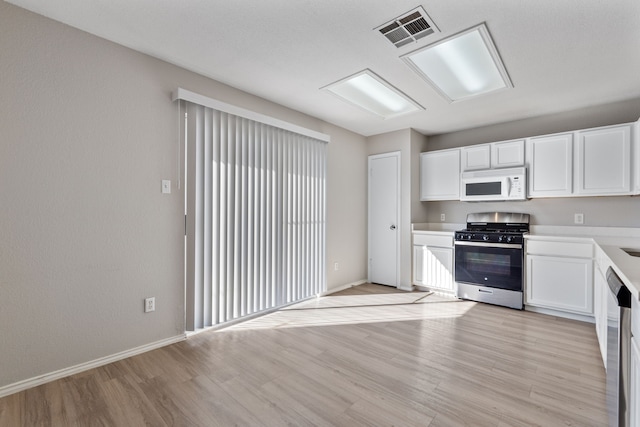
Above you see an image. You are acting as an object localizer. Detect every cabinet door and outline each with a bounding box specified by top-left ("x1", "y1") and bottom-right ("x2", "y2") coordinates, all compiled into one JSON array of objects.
[
  {"x1": 461, "y1": 145, "x2": 491, "y2": 171},
  {"x1": 631, "y1": 337, "x2": 640, "y2": 427},
  {"x1": 593, "y1": 264, "x2": 607, "y2": 365},
  {"x1": 422, "y1": 246, "x2": 454, "y2": 291},
  {"x1": 575, "y1": 124, "x2": 631, "y2": 195},
  {"x1": 420, "y1": 149, "x2": 460, "y2": 201},
  {"x1": 526, "y1": 134, "x2": 573, "y2": 197},
  {"x1": 526, "y1": 255, "x2": 593, "y2": 314},
  {"x1": 413, "y1": 244, "x2": 424, "y2": 285},
  {"x1": 491, "y1": 140, "x2": 524, "y2": 168}
]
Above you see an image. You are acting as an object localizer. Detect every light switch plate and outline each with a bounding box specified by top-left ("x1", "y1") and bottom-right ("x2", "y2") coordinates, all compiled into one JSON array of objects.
[
  {"x1": 161, "y1": 180, "x2": 171, "y2": 194},
  {"x1": 574, "y1": 213, "x2": 584, "y2": 224}
]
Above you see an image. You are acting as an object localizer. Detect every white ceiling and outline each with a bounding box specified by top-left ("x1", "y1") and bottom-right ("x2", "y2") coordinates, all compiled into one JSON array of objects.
[{"x1": 8, "y1": 0, "x2": 640, "y2": 136}]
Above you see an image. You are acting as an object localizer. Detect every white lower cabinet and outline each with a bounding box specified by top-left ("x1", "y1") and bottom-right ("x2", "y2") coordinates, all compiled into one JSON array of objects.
[
  {"x1": 525, "y1": 239, "x2": 594, "y2": 315},
  {"x1": 631, "y1": 336, "x2": 640, "y2": 427},
  {"x1": 413, "y1": 233, "x2": 454, "y2": 293},
  {"x1": 631, "y1": 297, "x2": 640, "y2": 427},
  {"x1": 593, "y1": 259, "x2": 608, "y2": 365}
]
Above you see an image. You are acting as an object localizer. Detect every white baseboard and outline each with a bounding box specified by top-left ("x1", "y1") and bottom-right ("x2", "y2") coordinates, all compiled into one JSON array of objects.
[
  {"x1": 322, "y1": 279, "x2": 367, "y2": 296},
  {"x1": 0, "y1": 334, "x2": 186, "y2": 399},
  {"x1": 525, "y1": 305, "x2": 595, "y2": 324}
]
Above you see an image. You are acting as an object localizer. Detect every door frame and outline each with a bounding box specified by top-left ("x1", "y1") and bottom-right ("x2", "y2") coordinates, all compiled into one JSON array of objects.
[{"x1": 367, "y1": 151, "x2": 401, "y2": 288}]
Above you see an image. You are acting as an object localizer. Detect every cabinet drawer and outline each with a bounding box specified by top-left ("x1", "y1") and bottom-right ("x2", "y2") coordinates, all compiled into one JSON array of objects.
[
  {"x1": 413, "y1": 233, "x2": 453, "y2": 248},
  {"x1": 526, "y1": 240, "x2": 593, "y2": 258}
]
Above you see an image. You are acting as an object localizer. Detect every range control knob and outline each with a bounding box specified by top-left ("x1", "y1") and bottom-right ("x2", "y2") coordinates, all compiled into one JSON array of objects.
[
  {"x1": 497, "y1": 235, "x2": 505, "y2": 243},
  {"x1": 506, "y1": 235, "x2": 514, "y2": 243},
  {"x1": 482, "y1": 234, "x2": 490, "y2": 241}
]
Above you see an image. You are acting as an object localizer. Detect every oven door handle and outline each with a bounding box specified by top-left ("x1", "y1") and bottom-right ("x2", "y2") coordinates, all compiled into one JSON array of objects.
[{"x1": 454, "y1": 241, "x2": 523, "y2": 249}]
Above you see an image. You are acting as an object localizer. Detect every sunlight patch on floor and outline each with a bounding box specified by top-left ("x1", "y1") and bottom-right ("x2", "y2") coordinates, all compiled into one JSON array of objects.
[
  {"x1": 225, "y1": 293, "x2": 476, "y2": 331},
  {"x1": 281, "y1": 291, "x2": 432, "y2": 310}
]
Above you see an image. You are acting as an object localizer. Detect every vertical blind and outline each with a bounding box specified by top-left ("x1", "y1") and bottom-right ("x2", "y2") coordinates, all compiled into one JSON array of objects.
[{"x1": 184, "y1": 101, "x2": 327, "y2": 330}]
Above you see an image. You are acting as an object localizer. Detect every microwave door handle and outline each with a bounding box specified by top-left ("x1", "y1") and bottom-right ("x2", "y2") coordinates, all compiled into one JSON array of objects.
[{"x1": 505, "y1": 177, "x2": 511, "y2": 196}]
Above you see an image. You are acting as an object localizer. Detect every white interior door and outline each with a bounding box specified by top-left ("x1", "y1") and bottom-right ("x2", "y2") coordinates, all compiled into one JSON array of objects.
[{"x1": 368, "y1": 152, "x2": 400, "y2": 287}]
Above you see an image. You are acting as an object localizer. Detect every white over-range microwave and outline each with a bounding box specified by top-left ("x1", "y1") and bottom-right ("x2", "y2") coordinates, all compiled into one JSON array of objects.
[{"x1": 460, "y1": 167, "x2": 527, "y2": 202}]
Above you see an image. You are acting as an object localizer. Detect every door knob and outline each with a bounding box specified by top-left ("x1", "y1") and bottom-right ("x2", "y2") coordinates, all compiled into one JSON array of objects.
[{"x1": 390, "y1": 225, "x2": 396, "y2": 230}]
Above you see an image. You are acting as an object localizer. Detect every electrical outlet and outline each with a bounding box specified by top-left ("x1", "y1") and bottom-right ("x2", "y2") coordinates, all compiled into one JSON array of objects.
[
  {"x1": 440, "y1": 213, "x2": 446, "y2": 222},
  {"x1": 574, "y1": 213, "x2": 584, "y2": 225},
  {"x1": 334, "y1": 262, "x2": 339, "y2": 271},
  {"x1": 144, "y1": 297, "x2": 155, "y2": 313}
]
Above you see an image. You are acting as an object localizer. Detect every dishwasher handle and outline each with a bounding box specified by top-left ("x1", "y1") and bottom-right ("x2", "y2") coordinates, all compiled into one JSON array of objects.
[{"x1": 606, "y1": 267, "x2": 632, "y2": 308}]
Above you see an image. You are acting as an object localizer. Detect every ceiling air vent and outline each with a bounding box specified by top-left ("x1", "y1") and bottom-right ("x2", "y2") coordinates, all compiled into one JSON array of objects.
[{"x1": 376, "y1": 7, "x2": 439, "y2": 48}]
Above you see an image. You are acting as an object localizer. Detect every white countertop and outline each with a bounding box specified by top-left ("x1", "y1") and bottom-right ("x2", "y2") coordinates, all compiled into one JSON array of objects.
[{"x1": 596, "y1": 242, "x2": 640, "y2": 301}]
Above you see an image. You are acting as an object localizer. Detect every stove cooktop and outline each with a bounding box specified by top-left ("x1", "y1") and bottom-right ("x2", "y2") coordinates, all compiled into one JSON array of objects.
[{"x1": 455, "y1": 212, "x2": 530, "y2": 244}]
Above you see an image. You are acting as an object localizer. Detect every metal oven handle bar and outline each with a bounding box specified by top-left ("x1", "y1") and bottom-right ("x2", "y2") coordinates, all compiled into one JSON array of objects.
[{"x1": 454, "y1": 241, "x2": 523, "y2": 249}]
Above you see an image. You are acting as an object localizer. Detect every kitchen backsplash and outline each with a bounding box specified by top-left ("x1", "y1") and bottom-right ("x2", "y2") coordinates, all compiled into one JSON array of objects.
[{"x1": 424, "y1": 195, "x2": 640, "y2": 227}]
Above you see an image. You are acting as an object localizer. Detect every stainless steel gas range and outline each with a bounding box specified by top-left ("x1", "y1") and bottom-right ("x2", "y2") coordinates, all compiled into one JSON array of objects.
[{"x1": 454, "y1": 212, "x2": 530, "y2": 310}]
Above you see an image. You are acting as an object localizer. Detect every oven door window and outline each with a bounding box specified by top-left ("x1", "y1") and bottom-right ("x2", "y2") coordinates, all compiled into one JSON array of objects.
[{"x1": 455, "y1": 244, "x2": 523, "y2": 291}]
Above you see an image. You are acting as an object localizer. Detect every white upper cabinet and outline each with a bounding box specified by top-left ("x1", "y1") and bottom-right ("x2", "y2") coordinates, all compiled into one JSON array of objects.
[
  {"x1": 461, "y1": 140, "x2": 524, "y2": 171},
  {"x1": 420, "y1": 119, "x2": 640, "y2": 201},
  {"x1": 526, "y1": 133, "x2": 573, "y2": 197},
  {"x1": 461, "y1": 145, "x2": 491, "y2": 171},
  {"x1": 420, "y1": 149, "x2": 460, "y2": 201},
  {"x1": 491, "y1": 139, "x2": 525, "y2": 168},
  {"x1": 575, "y1": 124, "x2": 632, "y2": 196}
]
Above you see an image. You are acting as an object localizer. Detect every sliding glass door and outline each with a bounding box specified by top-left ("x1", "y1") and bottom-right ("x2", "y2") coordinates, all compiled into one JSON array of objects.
[{"x1": 182, "y1": 100, "x2": 327, "y2": 331}]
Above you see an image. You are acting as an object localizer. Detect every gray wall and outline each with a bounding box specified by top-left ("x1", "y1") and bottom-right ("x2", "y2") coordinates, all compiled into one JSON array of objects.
[
  {"x1": 324, "y1": 122, "x2": 368, "y2": 288},
  {"x1": 0, "y1": 2, "x2": 367, "y2": 390},
  {"x1": 425, "y1": 99, "x2": 640, "y2": 227},
  {"x1": 410, "y1": 129, "x2": 429, "y2": 224}
]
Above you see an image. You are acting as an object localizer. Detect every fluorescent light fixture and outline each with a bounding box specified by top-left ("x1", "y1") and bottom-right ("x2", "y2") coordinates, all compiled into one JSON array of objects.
[
  {"x1": 402, "y1": 24, "x2": 512, "y2": 102},
  {"x1": 322, "y1": 70, "x2": 423, "y2": 119}
]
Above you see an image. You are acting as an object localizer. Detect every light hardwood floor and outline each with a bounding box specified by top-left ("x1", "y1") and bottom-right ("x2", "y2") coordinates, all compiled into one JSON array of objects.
[{"x1": 0, "y1": 284, "x2": 607, "y2": 426}]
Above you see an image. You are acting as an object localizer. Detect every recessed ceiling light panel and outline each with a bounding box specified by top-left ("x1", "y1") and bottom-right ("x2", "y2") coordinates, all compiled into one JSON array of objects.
[
  {"x1": 402, "y1": 23, "x2": 513, "y2": 102},
  {"x1": 322, "y1": 70, "x2": 423, "y2": 119}
]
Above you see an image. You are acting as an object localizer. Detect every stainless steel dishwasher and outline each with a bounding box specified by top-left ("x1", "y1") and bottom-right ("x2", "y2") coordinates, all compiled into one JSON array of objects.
[{"x1": 606, "y1": 267, "x2": 632, "y2": 427}]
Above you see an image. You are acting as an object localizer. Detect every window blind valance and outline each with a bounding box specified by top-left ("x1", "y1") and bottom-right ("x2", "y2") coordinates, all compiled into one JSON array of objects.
[{"x1": 173, "y1": 88, "x2": 330, "y2": 143}]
